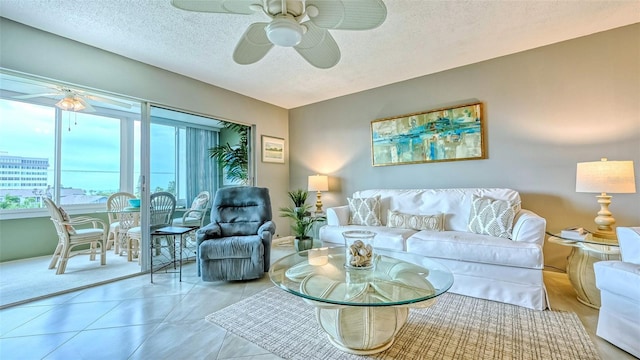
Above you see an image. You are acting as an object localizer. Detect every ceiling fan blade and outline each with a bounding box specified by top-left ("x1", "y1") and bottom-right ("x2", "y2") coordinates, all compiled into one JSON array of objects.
[
  {"x1": 233, "y1": 22, "x2": 274, "y2": 65},
  {"x1": 85, "y1": 94, "x2": 132, "y2": 109},
  {"x1": 13, "y1": 92, "x2": 60, "y2": 99},
  {"x1": 75, "y1": 97, "x2": 96, "y2": 112},
  {"x1": 306, "y1": 0, "x2": 387, "y2": 30},
  {"x1": 171, "y1": 0, "x2": 261, "y2": 14},
  {"x1": 294, "y1": 21, "x2": 340, "y2": 69}
]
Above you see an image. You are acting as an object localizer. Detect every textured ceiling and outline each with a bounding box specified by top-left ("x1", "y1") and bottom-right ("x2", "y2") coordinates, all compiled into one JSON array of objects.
[{"x1": 1, "y1": 1, "x2": 638, "y2": 109}]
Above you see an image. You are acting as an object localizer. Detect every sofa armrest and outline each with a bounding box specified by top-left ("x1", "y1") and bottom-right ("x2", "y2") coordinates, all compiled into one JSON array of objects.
[
  {"x1": 327, "y1": 205, "x2": 350, "y2": 226},
  {"x1": 595, "y1": 260, "x2": 640, "y2": 299},
  {"x1": 617, "y1": 227, "x2": 640, "y2": 264},
  {"x1": 511, "y1": 209, "x2": 546, "y2": 244}
]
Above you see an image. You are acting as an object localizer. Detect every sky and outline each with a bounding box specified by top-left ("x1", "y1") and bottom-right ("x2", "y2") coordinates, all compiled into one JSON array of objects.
[{"x1": 0, "y1": 99, "x2": 176, "y2": 193}]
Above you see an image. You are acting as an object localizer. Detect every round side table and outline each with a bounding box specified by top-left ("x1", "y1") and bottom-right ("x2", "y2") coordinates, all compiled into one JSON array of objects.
[{"x1": 548, "y1": 233, "x2": 620, "y2": 309}]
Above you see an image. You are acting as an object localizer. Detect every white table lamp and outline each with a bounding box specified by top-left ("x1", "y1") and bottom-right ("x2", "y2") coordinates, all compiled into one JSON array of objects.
[
  {"x1": 308, "y1": 174, "x2": 328, "y2": 213},
  {"x1": 576, "y1": 158, "x2": 636, "y2": 240}
]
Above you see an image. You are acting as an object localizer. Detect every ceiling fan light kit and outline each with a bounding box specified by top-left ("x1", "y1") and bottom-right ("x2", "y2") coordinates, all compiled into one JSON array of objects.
[
  {"x1": 266, "y1": 16, "x2": 303, "y2": 47},
  {"x1": 171, "y1": 0, "x2": 387, "y2": 69},
  {"x1": 55, "y1": 96, "x2": 80, "y2": 111}
]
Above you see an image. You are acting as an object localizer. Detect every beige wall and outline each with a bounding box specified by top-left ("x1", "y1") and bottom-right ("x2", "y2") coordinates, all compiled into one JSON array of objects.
[
  {"x1": 289, "y1": 24, "x2": 640, "y2": 270},
  {"x1": 0, "y1": 18, "x2": 291, "y2": 237}
]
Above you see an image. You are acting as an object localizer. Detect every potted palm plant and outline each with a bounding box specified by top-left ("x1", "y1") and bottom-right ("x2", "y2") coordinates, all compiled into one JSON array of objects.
[
  {"x1": 280, "y1": 190, "x2": 325, "y2": 252},
  {"x1": 208, "y1": 122, "x2": 249, "y2": 185},
  {"x1": 287, "y1": 189, "x2": 308, "y2": 208}
]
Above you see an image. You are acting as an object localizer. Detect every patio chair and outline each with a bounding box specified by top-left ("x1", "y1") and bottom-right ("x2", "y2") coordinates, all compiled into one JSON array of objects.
[
  {"x1": 173, "y1": 191, "x2": 210, "y2": 228},
  {"x1": 127, "y1": 192, "x2": 176, "y2": 262},
  {"x1": 106, "y1": 192, "x2": 136, "y2": 253},
  {"x1": 44, "y1": 198, "x2": 107, "y2": 275},
  {"x1": 173, "y1": 191, "x2": 210, "y2": 257}
]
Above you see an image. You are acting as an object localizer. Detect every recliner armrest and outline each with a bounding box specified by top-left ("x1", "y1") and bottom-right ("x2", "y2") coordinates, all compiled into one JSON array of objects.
[
  {"x1": 258, "y1": 220, "x2": 276, "y2": 239},
  {"x1": 196, "y1": 222, "x2": 221, "y2": 246}
]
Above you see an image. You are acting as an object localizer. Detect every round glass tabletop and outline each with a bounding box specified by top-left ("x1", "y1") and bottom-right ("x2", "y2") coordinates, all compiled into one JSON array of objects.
[{"x1": 269, "y1": 246, "x2": 454, "y2": 307}]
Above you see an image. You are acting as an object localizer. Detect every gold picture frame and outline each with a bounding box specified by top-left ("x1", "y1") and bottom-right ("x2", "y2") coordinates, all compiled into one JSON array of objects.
[{"x1": 371, "y1": 102, "x2": 485, "y2": 166}]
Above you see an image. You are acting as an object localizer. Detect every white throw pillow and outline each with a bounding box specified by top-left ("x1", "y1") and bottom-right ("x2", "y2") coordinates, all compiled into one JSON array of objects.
[
  {"x1": 468, "y1": 196, "x2": 519, "y2": 239},
  {"x1": 387, "y1": 210, "x2": 444, "y2": 231},
  {"x1": 348, "y1": 196, "x2": 381, "y2": 226}
]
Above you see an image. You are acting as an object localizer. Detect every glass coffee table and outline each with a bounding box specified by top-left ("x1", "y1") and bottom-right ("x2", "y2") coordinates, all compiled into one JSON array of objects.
[{"x1": 269, "y1": 247, "x2": 453, "y2": 355}]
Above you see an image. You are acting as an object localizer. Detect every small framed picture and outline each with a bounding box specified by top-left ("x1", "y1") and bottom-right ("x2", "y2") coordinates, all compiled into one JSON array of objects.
[{"x1": 261, "y1": 135, "x2": 285, "y2": 163}]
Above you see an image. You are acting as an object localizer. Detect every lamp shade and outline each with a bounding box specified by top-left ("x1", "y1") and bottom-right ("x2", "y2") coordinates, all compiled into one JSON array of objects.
[
  {"x1": 576, "y1": 158, "x2": 636, "y2": 194},
  {"x1": 308, "y1": 175, "x2": 328, "y2": 192}
]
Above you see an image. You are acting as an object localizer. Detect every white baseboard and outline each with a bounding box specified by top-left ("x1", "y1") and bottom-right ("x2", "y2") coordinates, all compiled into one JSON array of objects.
[{"x1": 273, "y1": 236, "x2": 294, "y2": 246}]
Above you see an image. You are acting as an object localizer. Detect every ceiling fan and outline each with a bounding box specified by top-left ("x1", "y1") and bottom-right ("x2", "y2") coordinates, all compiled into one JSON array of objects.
[
  {"x1": 171, "y1": 0, "x2": 387, "y2": 69},
  {"x1": 13, "y1": 87, "x2": 132, "y2": 112}
]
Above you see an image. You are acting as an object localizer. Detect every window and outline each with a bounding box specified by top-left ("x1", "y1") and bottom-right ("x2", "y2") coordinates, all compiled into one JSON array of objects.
[
  {"x1": 0, "y1": 72, "x2": 141, "y2": 215},
  {"x1": 0, "y1": 100, "x2": 55, "y2": 209},
  {"x1": 59, "y1": 112, "x2": 123, "y2": 204},
  {"x1": 0, "y1": 71, "x2": 248, "y2": 220}
]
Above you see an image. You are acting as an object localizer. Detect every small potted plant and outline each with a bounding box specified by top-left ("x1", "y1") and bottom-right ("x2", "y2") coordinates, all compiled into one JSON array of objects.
[{"x1": 280, "y1": 189, "x2": 325, "y2": 252}]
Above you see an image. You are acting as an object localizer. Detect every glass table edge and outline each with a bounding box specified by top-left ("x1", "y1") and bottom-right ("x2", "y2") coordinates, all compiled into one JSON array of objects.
[{"x1": 269, "y1": 246, "x2": 454, "y2": 307}]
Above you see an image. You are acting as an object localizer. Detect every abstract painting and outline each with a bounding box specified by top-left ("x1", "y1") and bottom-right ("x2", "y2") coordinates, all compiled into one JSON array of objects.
[{"x1": 371, "y1": 103, "x2": 485, "y2": 166}]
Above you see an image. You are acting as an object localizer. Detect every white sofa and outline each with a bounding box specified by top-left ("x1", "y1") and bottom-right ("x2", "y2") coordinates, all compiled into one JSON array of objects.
[
  {"x1": 319, "y1": 188, "x2": 548, "y2": 310},
  {"x1": 594, "y1": 227, "x2": 640, "y2": 358}
]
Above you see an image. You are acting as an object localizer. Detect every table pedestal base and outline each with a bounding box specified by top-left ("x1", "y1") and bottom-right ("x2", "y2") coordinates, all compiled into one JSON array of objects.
[
  {"x1": 566, "y1": 247, "x2": 620, "y2": 309},
  {"x1": 316, "y1": 306, "x2": 408, "y2": 354},
  {"x1": 326, "y1": 335, "x2": 395, "y2": 355}
]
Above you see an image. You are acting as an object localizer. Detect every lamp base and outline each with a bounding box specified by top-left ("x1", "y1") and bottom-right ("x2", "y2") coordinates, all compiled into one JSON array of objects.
[
  {"x1": 592, "y1": 193, "x2": 617, "y2": 240},
  {"x1": 593, "y1": 229, "x2": 617, "y2": 240},
  {"x1": 315, "y1": 191, "x2": 323, "y2": 213}
]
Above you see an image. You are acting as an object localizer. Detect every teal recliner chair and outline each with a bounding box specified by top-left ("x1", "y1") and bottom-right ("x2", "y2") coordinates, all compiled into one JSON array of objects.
[{"x1": 196, "y1": 186, "x2": 275, "y2": 281}]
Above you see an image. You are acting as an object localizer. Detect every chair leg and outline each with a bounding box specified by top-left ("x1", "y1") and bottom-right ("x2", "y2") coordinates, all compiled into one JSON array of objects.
[
  {"x1": 114, "y1": 232, "x2": 120, "y2": 254},
  {"x1": 56, "y1": 245, "x2": 72, "y2": 275},
  {"x1": 131, "y1": 238, "x2": 139, "y2": 262},
  {"x1": 106, "y1": 231, "x2": 116, "y2": 251},
  {"x1": 100, "y1": 240, "x2": 107, "y2": 266},
  {"x1": 126, "y1": 236, "x2": 134, "y2": 262},
  {"x1": 49, "y1": 244, "x2": 63, "y2": 269},
  {"x1": 89, "y1": 242, "x2": 97, "y2": 261}
]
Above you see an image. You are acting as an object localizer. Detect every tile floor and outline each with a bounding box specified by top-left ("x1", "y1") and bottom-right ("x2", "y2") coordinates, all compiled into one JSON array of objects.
[{"x1": 0, "y1": 245, "x2": 634, "y2": 360}]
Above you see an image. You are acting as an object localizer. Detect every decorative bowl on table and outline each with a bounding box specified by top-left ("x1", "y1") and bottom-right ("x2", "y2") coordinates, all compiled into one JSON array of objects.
[{"x1": 128, "y1": 199, "x2": 141, "y2": 208}]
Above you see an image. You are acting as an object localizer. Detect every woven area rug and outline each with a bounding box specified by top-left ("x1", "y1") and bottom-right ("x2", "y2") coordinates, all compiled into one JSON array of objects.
[{"x1": 206, "y1": 287, "x2": 599, "y2": 360}]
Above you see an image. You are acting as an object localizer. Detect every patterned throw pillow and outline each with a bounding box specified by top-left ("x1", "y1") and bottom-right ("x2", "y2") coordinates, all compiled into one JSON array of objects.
[
  {"x1": 58, "y1": 205, "x2": 77, "y2": 235},
  {"x1": 348, "y1": 196, "x2": 381, "y2": 226},
  {"x1": 387, "y1": 210, "x2": 444, "y2": 231},
  {"x1": 190, "y1": 196, "x2": 208, "y2": 220},
  {"x1": 468, "y1": 196, "x2": 519, "y2": 239}
]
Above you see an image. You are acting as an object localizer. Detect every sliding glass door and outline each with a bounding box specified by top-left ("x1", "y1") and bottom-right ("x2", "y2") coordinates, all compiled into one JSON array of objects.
[{"x1": 139, "y1": 106, "x2": 252, "y2": 270}]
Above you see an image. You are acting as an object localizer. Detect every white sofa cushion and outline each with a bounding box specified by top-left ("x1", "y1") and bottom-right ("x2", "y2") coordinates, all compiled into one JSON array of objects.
[
  {"x1": 319, "y1": 225, "x2": 416, "y2": 252},
  {"x1": 406, "y1": 230, "x2": 543, "y2": 269},
  {"x1": 387, "y1": 210, "x2": 444, "y2": 231},
  {"x1": 348, "y1": 196, "x2": 381, "y2": 226},
  {"x1": 468, "y1": 196, "x2": 518, "y2": 239}
]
